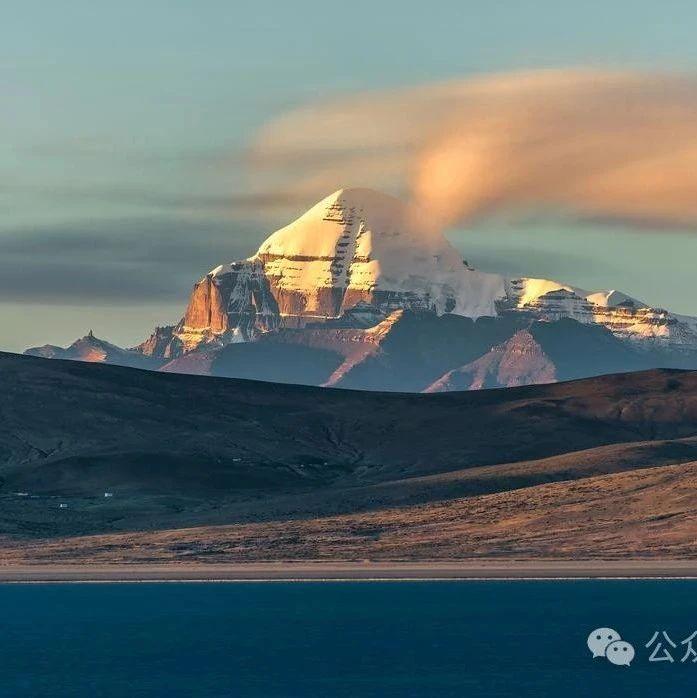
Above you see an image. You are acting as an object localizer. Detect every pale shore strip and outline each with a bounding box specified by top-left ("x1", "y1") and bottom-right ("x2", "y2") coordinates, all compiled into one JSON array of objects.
[{"x1": 1, "y1": 560, "x2": 697, "y2": 582}]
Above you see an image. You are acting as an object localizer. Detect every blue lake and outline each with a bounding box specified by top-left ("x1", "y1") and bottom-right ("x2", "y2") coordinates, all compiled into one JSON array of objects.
[{"x1": 1, "y1": 580, "x2": 697, "y2": 697}]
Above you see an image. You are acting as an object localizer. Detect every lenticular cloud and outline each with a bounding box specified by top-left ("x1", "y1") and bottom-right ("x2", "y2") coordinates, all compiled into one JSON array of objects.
[{"x1": 249, "y1": 69, "x2": 697, "y2": 231}]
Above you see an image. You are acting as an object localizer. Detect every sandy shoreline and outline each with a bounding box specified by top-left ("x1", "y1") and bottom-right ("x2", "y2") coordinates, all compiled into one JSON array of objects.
[{"x1": 1, "y1": 560, "x2": 697, "y2": 582}]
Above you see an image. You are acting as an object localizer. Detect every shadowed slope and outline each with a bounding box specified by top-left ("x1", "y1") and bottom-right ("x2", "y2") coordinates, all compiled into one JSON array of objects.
[
  {"x1": 3, "y1": 352, "x2": 697, "y2": 558},
  {"x1": 2, "y1": 351, "x2": 697, "y2": 497}
]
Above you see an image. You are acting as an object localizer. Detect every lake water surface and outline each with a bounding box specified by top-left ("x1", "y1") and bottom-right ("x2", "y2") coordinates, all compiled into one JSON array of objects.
[{"x1": 1, "y1": 580, "x2": 697, "y2": 697}]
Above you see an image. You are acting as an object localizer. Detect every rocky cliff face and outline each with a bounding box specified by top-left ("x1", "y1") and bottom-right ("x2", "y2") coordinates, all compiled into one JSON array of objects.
[
  {"x1": 133, "y1": 325, "x2": 183, "y2": 360},
  {"x1": 175, "y1": 259, "x2": 280, "y2": 350},
  {"x1": 170, "y1": 190, "x2": 697, "y2": 357},
  {"x1": 169, "y1": 188, "x2": 505, "y2": 351},
  {"x1": 115, "y1": 188, "x2": 697, "y2": 361},
  {"x1": 23, "y1": 187, "x2": 697, "y2": 390}
]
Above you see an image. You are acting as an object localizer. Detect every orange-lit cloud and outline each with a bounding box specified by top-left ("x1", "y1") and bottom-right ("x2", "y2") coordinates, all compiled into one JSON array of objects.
[{"x1": 249, "y1": 69, "x2": 697, "y2": 230}]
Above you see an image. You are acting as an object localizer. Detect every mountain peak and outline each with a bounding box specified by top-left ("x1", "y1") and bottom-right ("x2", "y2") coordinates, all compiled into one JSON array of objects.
[
  {"x1": 254, "y1": 187, "x2": 414, "y2": 261},
  {"x1": 25, "y1": 332, "x2": 158, "y2": 369},
  {"x1": 325, "y1": 186, "x2": 401, "y2": 205},
  {"x1": 194, "y1": 188, "x2": 505, "y2": 346},
  {"x1": 425, "y1": 329, "x2": 557, "y2": 392}
]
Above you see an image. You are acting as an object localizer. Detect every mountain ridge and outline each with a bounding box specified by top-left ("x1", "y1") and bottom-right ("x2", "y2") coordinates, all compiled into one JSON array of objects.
[{"x1": 23, "y1": 187, "x2": 697, "y2": 390}]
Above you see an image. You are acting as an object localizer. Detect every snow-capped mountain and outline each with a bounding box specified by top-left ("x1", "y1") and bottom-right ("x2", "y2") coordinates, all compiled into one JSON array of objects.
[
  {"x1": 500, "y1": 277, "x2": 697, "y2": 348},
  {"x1": 24, "y1": 187, "x2": 697, "y2": 391},
  {"x1": 170, "y1": 188, "x2": 697, "y2": 354},
  {"x1": 174, "y1": 188, "x2": 506, "y2": 351}
]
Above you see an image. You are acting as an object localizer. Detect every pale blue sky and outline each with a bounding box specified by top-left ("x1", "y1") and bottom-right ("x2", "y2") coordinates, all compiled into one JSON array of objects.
[{"x1": 3, "y1": 0, "x2": 697, "y2": 351}]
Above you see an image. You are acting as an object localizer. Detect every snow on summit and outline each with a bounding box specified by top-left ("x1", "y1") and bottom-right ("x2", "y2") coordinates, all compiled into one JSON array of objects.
[
  {"x1": 171, "y1": 187, "x2": 697, "y2": 352},
  {"x1": 256, "y1": 188, "x2": 405, "y2": 260},
  {"x1": 24, "y1": 188, "x2": 697, "y2": 375},
  {"x1": 213, "y1": 187, "x2": 506, "y2": 319}
]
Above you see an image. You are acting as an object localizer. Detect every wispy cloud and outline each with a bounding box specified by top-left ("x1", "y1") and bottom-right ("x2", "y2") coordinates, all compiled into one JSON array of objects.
[
  {"x1": 1, "y1": 182, "x2": 309, "y2": 216},
  {"x1": 249, "y1": 69, "x2": 697, "y2": 231},
  {"x1": 18, "y1": 140, "x2": 238, "y2": 167},
  {"x1": 0, "y1": 217, "x2": 264, "y2": 304}
]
